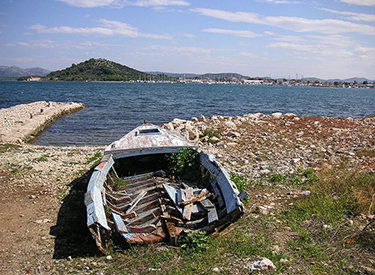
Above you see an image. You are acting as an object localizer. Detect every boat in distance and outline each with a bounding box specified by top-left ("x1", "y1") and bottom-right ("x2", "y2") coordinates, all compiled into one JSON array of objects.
[{"x1": 85, "y1": 124, "x2": 246, "y2": 253}]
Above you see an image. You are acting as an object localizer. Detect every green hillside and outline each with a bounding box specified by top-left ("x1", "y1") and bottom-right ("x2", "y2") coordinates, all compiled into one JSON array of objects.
[{"x1": 45, "y1": 58, "x2": 152, "y2": 81}]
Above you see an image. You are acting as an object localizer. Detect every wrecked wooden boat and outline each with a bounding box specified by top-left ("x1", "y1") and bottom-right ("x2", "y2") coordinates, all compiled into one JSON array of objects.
[{"x1": 85, "y1": 124, "x2": 246, "y2": 253}]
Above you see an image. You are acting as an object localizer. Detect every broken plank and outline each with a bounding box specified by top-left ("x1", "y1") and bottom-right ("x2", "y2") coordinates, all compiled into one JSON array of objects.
[
  {"x1": 207, "y1": 207, "x2": 219, "y2": 224},
  {"x1": 112, "y1": 213, "x2": 129, "y2": 233},
  {"x1": 126, "y1": 190, "x2": 147, "y2": 214},
  {"x1": 182, "y1": 187, "x2": 194, "y2": 220},
  {"x1": 127, "y1": 224, "x2": 157, "y2": 233},
  {"x1": 179, "y1": 189, "x2": 208, "y2": 206}
]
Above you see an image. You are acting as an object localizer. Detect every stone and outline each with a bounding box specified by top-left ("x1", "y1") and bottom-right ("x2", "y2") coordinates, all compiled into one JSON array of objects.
[
  {"x1": 271, "y1": 112, "x2": 283, "y2": 119},
  {"x1": 255, "y1": 206, "x2": 269, "y2": 215},
  {"x1": 301, "y1": 190, "x2": 311, "y2": 196},
  {"x1": 171, "y1": 118, "x2": 186, "y2": 128},
  {"x1": 246, "y1": 258, "x2": 276, "y2": 271}
]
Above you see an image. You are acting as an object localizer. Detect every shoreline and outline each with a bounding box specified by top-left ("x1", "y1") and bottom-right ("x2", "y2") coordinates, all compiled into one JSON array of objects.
[{"x1": 0, "y1": 101, "x2": 84, "y2": 144}]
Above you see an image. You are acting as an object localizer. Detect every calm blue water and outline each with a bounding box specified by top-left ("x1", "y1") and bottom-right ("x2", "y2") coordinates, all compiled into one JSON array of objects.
[{"x1": 0, "y1": 81, "x2": 374, "y2": 146}]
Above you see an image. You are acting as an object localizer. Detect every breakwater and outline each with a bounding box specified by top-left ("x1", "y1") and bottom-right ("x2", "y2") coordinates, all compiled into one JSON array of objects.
[{"x1": 0, "y1": 101, "x2": 84, "y2": 143}]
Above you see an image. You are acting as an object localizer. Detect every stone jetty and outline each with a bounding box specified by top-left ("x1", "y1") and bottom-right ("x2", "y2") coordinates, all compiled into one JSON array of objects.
[{"x1": 0, "y1": 101, "x2": 85, "y2": 143}]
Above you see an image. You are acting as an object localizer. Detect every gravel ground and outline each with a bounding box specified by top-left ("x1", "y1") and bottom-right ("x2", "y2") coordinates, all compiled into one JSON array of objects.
[{"x1": 0, "y1": 104, "x2": 374, "y2": 274}]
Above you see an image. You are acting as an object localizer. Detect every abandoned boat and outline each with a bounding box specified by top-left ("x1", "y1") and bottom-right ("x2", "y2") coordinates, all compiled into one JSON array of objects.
[{"x1": 85, "y1": 124, "x2": 246, "y2": 253}]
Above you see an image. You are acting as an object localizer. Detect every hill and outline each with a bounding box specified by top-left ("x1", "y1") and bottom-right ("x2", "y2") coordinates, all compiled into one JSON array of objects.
[
  {"x1": 45, "y1": 58, "x2": 154, "y2": 81},
  {"x1": 0, "y1": 66, "x2": 50, "y2": 77}
]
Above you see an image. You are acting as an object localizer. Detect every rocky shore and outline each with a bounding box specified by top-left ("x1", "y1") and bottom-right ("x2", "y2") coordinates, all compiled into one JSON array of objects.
[
  {"x1": 163, "y1": 112, "x2": 375, "y2": 178},
  {"x1": 0, "y1": 101, "x2": 85, "y2": 143},
  {"x1": 0, "y1": 102, "x2": 374, "y2": 274}
]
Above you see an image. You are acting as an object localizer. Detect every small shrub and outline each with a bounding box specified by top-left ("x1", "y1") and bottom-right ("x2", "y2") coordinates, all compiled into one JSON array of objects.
[
  {"x1": 168, "y1": 148, "x2": 200, "y2": 181},
  {"x1": 270, "y1": 173, "x2": 286, "y2": 183},
  {"x1": 179, "y1": 231, "x2": 211, "y2": 254}
]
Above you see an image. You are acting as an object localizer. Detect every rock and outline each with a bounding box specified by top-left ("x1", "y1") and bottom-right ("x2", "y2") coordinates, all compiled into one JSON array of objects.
[
  {"x1": 199, "y1": 115, "x2": 206, "y2": 122},
  {"x1": 246, "y1": 258, "x2": 276, "y2": 271},
  {"x1": 271, "y1": 112, "x2": 283, "y2": 119},
  {"x1": 255, "y1": 206, "x2": 269, "y2": 215},
  {"x1": 301, "y1": 190, "x2": 311, "y2": 196},
  {"x1": 171, "y1": 118, "x2": 186, "y2": 128},
  {"x1": 187, "y1": 129, "x2": 199, "y2": 141},
  {"x1": 222, "y1": 120, "x2": 236, "y2": 128}
]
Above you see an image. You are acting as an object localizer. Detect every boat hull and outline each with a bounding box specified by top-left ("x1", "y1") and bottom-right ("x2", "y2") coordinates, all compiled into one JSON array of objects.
[{"x1": 85, "y1": 124, "x2": 245, "y2": 253}]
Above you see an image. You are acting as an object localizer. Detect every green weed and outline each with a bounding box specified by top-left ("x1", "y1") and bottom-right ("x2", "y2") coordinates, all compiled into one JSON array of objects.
[
  {"x1": 230, "y1": 173, "x2": 249, "y2": 203},
  {"x1": 178, "y1": 231, "x2": 211, "y2": 254},
  {"x1": 0, "y1": 143, "x2": 21, "y2": 153},
  {"x1": 270, "y1": 173, "x2": 286, "y2": 183},
  {"x1": 168, "y1": 148, "x2": 200, "y2": 181}
]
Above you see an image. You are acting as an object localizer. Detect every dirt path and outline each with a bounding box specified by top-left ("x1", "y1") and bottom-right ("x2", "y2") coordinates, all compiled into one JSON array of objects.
[{"x1": 0, "y1": 145, "x2": 102, "y2": 274}]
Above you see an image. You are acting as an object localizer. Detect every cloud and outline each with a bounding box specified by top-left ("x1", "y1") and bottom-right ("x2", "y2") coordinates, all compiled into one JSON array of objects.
[
  {"x1": 273, "y1": 35, "x2": 306, "y2": 43},
  {"x1": 257, "y1": 0, "x2": 300, "y2": 4},
  {"x1": 339, "y1": 0, "x2": 375, "y2": 7},
  {"x1": 191, "y1": 8, "x2": 375, "y2": 35},
  {"x1": 128, "y1": 0, "x2": 190, "y2": 7},
  {"x1": 28, "y1": 19, "x2": 172, "y2": 39},
  {"x1": 140, "y1": 45, "x2": 213, "y2": 55},
  {"x1": 14, "y1": 39, "x2": 124, "y2": 49},
  {"x1": 355, "y1": 46, "x2": 375, "y2": 60},
  {"x1": 239, "y1": 52, "x2": 267, "y2": 59},
  {"x1": 56, "y1": 0, "x2": 118, "y2": 8},
  {"x1": 321, "y1": 8, "x2": 375, "y2": 22},
  {"x1": 56, "y1": 0, "x2": 190, "y2": 8},
  {"x1": 308, "y1": 34, "x2": 356, "y2": 48},
  {"x1": 202, "y1": 28, "x2": 262, "y2": 38},
  {"x1": 266, "y1": 42, "x2": 353, "y2": 57},
  {"x1": 182, "y1": 33, "x2": 195, "y2": 38}
]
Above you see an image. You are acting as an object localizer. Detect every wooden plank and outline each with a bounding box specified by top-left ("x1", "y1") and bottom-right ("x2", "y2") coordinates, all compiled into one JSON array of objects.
[
  {"x1": 182, "y1": 187, "x2": 194, "y2": 220},
  {"x1": 163, "y1": 184, "x2": 178, "y2": 205},
  {"x1": 176, "y1": 189, "x2": 186, "y2": 205},
  {"x1": 207, "y1": 207, "x2": 218, "y2": 224},
  {"x1": 126, "y1": 190, "x2": 147, "y2": 214},
  {"x1": 127, "y1": 224, "x2": 157, "y2": 233},
  {"x1": 200, "y1": 199, "x2": 214, "y2": 208},
  {"x1": 112, "y1": 213, "x2": 128, "y2": 233},
  {"x1": 179, "y1": 189, "x2": 208, "y2": 206},
  {"x1": 127, "y1": 208, "x2": 162, "y2": 226}
]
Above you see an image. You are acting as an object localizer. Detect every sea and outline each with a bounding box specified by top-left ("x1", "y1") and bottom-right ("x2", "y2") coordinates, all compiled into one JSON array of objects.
[{"x1": 0, "y1": 81, "x2": 374, "y2": 146}]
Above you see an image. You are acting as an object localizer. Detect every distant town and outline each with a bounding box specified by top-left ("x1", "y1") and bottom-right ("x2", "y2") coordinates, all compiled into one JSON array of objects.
[
  {"x1": 169, "y1": 76, "x2": 375, "y2": 89},
  {"x1": 24, "y1": 74, "x2": 375, "y2": 89}
]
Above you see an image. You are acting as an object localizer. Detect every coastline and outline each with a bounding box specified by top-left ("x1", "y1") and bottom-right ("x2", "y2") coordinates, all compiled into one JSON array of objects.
[
  {"x1": 0, "y1": 102, "x2": 374, "y2": 274},
  {"x1": 0, "y1": 101, "x2": 85, "y2": 144}
]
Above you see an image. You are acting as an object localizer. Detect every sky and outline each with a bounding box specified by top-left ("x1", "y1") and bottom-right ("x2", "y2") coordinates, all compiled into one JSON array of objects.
[{"x1": 1, "y1": 0, "x2": 375, "y2": 80}]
